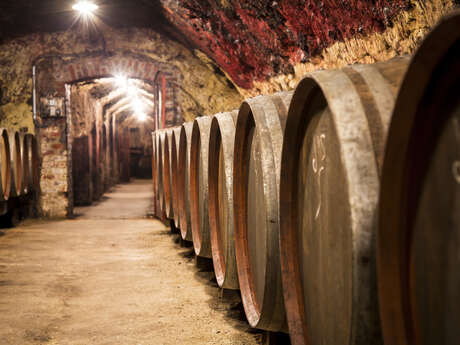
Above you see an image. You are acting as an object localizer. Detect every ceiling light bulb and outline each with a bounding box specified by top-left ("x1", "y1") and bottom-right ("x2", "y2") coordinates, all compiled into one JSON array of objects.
[
  {"x1": 131, "y1": 98, "x2": 144, "y2": 113},
  {"x1": 114, "y1": 74, "x2": 128, "y2": 89},
  {"x1": 137, "y1": 113, "x2": 147, "y2": 122},
  {"x1": 73, "y1": 1, "x2": 98, "y2": 15}
]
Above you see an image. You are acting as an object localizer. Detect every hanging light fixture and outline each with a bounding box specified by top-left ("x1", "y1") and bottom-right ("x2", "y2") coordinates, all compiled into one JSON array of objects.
[{"x1": 72, "y1": 1, "x2": 99, "y2": 16}]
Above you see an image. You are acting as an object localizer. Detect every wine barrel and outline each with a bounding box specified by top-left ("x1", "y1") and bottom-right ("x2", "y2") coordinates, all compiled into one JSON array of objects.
[
  {"x1": 163, "y1": 129, "x2": 175, "y2": 219},
  {"x1": 378, "y1": 12, "x2": 460, "y2": 345},
  {"x1": 152, "y1": 131, "x2": 160, "y2": 216},
  {"x1": 279, "y1": 57, "x2": 410, "y2": 345},
  {"x1": 178, "y1": 122, "x2": 193, "y2": 241},
  {"x1": 156, "y1": 129, "x2": 166, "y2": 217},
  {"x1": 20, "y1": 133, "x2": 30, "y2": 195},
  {"x1": 190, "y1": 116, "x2": 213, "y2": 258},
  {"x1": 151, "y1": 132, "x2": 157, "y2": 194},
  {"x1": 9, "y1": 131, "x2": 23, "y2": 197},
  {"x1": 233, "y1": 91, "x2": 292, "y2": 331},
  {"x1": 25, "y1": 134, "x2": 40, "y2": 193},
  {"x1": 208, "y1": 110, "x2": 239, "y2": 290},
  {"x1": 0, "y1": 129, "x2": 11, "y2": 201},
  {"x1": 171, "y1": 127, "x2": 182, "y2": 229}
]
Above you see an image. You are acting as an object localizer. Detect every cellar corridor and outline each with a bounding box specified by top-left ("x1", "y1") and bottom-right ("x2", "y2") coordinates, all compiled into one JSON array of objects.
[{"x1": 0, "y1": 180, "x2": 260, "y2": 345}]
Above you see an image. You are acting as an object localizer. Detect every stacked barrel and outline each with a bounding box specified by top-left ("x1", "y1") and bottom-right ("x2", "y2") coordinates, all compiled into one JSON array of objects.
[
  {"x1": 151, "y1": 11, "x2": 460, "y2": 345},
  {"x1": 0, "y1": 129, "x2": 40, "y2": 226}
]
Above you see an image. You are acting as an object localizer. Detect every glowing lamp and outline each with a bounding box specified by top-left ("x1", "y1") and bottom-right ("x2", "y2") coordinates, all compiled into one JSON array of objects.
[
  {"x1": 137, "y1": 113, "x2": 147, "y2": 122},
  {"x1": 72, "y1": 1, "x2": 98, "y2": 15}
]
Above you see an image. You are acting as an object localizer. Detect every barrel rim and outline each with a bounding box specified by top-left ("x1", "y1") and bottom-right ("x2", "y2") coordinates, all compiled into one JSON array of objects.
[
  {"x1": 163, "y1": 129, "x2": 174, "y2": 218},
  {"x1": 157, "y1": 131, "x2": 166, "y2": 214},
  {"x1": 190, "y1": 116, "x2": 213, "y2": 258},
  {"x1": 233, "y1": 95, "x2": 287, "y2": 331},
  {"x1": 0, "y1": 128, "x2": 11, "y2": 201},
  {"x1": 278, "y1": 77, "x2": 320, "y2": 345},
  {"x1": 21, "y1": 133, "x2": 30, "y2": 195},
  {"x1": 171, "y1": 127, "x2": 182, "y2": 228},
  {"x1": 178, "y1": 122, "x2": 193, "y2": 241},
  {"x1": 26, "y1": 133, "x2": 40, "y2": 193},
  {"x1": 10, "y1": 131, "x2": 23, "y2": 197},
  {"x1": 208, "y1": 112, "x2": 239, "y2": 290},
  {"x1": 279, "y1": 58, "x2": 407, "y2": 343},
  {"x1": 377, "y1": 11, "x2": 460, "y2": 345}
]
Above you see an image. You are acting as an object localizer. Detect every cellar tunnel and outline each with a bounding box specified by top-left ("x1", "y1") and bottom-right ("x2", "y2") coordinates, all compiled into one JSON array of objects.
[{"x1": 0, "y1": 1, "x2": 458, "y2": 345}]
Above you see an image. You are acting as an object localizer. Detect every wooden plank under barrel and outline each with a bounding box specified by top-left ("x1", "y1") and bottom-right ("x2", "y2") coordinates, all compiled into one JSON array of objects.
[
  {"x1": 190, "y1": 116, "x2": 212, "y2": 258},
  {"x1": 178, "y1": 122, "x2": 193, "y2": 241},
  {"x1": 279, "y1": 57, "x2": 410, "y2": 345},
  {"x1": 233, "y1": 91, "x2": 292, "y2": 332},
  {"x1": 0, "y1": 128, "x2": 11, "y2": 202},
  {"x1": 378, "y1": 11, "x2": 460, "y2": 345},
  {"x1": 208, "y1": 110, "x2": 239, "y2": 290}
]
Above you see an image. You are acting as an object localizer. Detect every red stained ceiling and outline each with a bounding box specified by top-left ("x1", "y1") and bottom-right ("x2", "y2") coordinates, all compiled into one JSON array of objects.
[{"x1": 163, "y1": 0, "x2": 410, "y2": 89}]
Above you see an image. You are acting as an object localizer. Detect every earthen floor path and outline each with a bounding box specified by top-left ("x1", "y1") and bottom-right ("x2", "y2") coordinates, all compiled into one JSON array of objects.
[{"x1": 0, "y1": 180, "x2": 261, "y2": 345}]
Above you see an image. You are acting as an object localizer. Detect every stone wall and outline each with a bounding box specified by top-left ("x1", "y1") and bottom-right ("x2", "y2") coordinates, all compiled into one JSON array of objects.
[{"x1": 39, "y1": 121, "x2": 69, "y2": 218}]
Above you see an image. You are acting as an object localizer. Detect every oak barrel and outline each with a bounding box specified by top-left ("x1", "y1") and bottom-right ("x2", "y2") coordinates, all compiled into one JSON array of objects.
[
  {"x1": 20, "y1": 133, "x2": 30, "y2": 195},
  {"x1": 0, "y1": 129, "x2": 11, "y2": 201},
  {"x1": 279, "y1": 57, "x2": 410, "y2": 345},
  {"x1": 178, "y1": 122, "x2": 193, "y2": 241},
  {"x1": 9, "y1": 131, "x2": 23, "y2": 197},
  {"x1": 190, "y1": 116, "x2": 213, "y2": 258},
  {"x1": 151, "y1": 132, "x2": 158, "y2": 214},
  {"x1": 25, "y1": 134, "x2": 39, "y2": 193},
  {"x1": 163, "y1": 128, "x2": 175, "y2": 219},
  {"x1": 171, "y1": 127, "x2": 182, "y2": 229},
  {"x1": 378, "y1": 12, "x2": 460, "y2": 345},
  {"x1": 208, "y1": 110, "x2": 239, "y2": 290},
  {"x1": 233, "y1": 92, "x2": 292, "y2": 331},
  {"x1": 156, "y1": 130, "x2": 166, "y2": 216}
]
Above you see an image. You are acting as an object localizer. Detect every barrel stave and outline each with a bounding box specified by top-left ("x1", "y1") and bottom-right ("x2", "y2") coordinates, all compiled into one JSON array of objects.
[
  {"x1": 234, "y1": 92, "x2": 292, "y2": 332},
  {"x1": 190, "y1": 116, "x2": 212, "y2": 258},
  {"x1": 208, "y1": 110, "x2": 239, "y2": 289},
  {"x1": 178, "y1": 122, "x2": 193, "y2": 241}
]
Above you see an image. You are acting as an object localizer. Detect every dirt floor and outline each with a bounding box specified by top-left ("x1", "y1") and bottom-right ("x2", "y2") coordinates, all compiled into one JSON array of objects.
[{"x1": 0, "y1": 180, "x2": 265, "y2": 345}]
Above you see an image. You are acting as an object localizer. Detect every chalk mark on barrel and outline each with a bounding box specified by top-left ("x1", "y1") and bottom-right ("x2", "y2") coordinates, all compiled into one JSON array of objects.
[{"x1": 312, "y1": 133, "x2": 326, "y2": 220}]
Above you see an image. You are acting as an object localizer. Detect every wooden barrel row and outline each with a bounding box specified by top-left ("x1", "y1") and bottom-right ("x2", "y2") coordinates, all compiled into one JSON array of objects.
[
  {"x1": 0, "y1": 129, "x2": 40, "y2": 202},
  {"x1": 150, "y1": 11, "x2": 460, "y2": 345}
]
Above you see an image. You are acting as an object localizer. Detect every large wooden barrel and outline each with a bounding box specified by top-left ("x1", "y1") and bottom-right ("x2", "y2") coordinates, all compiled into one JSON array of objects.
[
  {"x1": 156, "y1": 129, "x2": 166, "y2": 217},
  {"x1": 25, "y1": 134, "x2": 39, "y2": 193},
  {"x1": 9, "y1": 131, "x2": 23, "y2": 197},
  {"x1": 378, "y1": 12, "x2": 460, "y2": 345},
  {"x1": 171, "y1": 127, "x2": 182, "y2": 229},
  {"x1": 0, "y1": 129, "x2": 11, "y2": 201},
  {"x1": 20, "y1": 133, "x2": 30, "y2": 195},
  {"x1": 208, "y1": 110, "x2": 239, "y2": 290},
  {"x1": 163, "y1": 128, "x2": 175, "y2": 219},
  {"x1": 190, "y1": 116, "x2": 213, "y2": 258},
  {"x1": 178, "y1": 122, "x2": 193, "y2": 241},
  {"x1": 151, "y1": 132, "x2": 157, "y2": 212},
  {"x1": 279, "y1": 57, "x2": 409, "y2": 345},
  {"x1": 233, "y1": 92, "x2": 292, "y2": 331}
]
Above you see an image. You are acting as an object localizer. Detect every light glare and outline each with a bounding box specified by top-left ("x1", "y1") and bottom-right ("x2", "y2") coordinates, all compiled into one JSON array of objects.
[
  {"x1": 72, "y1": 1, "x2": 98, "y2": 15},
  {"x1": 131, "y1": 98, "x2": 144, "y2": 113},
  {"x1": 137, "y1": 113, "x2": 147, "y2": 122},
  {"x1": 114, "y1": 74, "x2": 128, "y2": 89}
]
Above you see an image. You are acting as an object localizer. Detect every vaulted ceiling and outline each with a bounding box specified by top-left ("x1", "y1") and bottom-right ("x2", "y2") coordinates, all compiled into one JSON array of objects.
[{"x1": 0, "y1": 0, "x2": 412, "y2": 89}]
